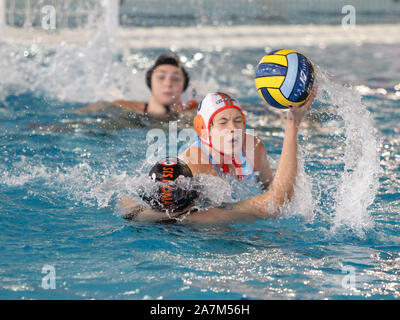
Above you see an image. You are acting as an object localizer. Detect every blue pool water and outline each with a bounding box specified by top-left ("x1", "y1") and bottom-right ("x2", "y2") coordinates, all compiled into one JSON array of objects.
[{"x1": 1, "y1": 5, "x2": 400, "y2": 299}]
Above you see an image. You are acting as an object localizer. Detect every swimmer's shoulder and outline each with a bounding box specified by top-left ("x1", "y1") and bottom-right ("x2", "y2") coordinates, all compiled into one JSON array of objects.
[
  {"x1": 73, "y1": 100, "x2": 119, "y2": 114},
  {"x1": 243, "y1": 132, "x2": 267, "y2": 163},
  {"x1": 179, "y1": 146, "x2": 219, "y2": 176},
  {"x1": 113, "y1": 100, "x2": 147, "y2": 114},
  {"x1": 244, "y1": 132, "x2": 266, "y2": 150},
  {"x1": 242, "y1": 132, "x2": 271, "y2": 178}
]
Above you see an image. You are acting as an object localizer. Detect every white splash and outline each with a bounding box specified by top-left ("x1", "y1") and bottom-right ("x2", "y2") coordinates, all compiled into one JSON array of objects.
[
  {"x1": 0, "y1": 2, "x2": 149, "y2": 104},
  {"x1": 316, "y1": 68, "x2": 381, "y2": 235}
]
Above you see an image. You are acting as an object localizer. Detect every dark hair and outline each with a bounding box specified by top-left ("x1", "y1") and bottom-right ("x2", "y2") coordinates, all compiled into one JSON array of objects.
[{"x1": 146, "y1": 54, "x2": 190, "y2": 92}]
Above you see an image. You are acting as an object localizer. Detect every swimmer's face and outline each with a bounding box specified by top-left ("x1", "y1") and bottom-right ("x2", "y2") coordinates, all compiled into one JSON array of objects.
[
  {"x1": 151, "y1": 65, "x2": 185, "y2": 107},
  {"x1": 210, "y1": 108, "x2": 245, "y2": 155}
]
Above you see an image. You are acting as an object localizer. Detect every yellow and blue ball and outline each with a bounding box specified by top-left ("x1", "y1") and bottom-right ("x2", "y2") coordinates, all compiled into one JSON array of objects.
[{"x1": 255, "y1": 49, "x2": 315, "y2": 109}]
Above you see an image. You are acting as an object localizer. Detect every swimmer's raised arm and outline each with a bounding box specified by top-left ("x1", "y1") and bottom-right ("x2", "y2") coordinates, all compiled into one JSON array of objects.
[{"x1": 234, "y1": 117, "x2": 303, "y2": 217}]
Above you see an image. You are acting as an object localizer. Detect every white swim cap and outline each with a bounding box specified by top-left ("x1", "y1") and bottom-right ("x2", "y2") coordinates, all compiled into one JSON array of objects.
[{"x1": 193, "y1": 92, "x2": 246, "y2": 146}]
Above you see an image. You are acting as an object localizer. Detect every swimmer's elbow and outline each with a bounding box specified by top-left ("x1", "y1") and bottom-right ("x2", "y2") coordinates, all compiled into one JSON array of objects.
[
  {"x1": 247, "y1": 190, "x2": 288, "y2": 219},
  {"x1": 256, "y1": 203, "x2": 280, "y2": 219},
  {"x1": 268, "y1": 177, "x2": 296, "y2": 205},
  {"x1": 263, "y1": 187, "x2": 294, "y2": 218}
]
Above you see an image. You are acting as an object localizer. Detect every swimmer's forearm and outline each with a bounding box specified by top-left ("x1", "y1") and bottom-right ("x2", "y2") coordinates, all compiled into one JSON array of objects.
[
  {"x1": 269, "y1": 118, "x2": 299, "y2": 206},
  {"x1": 252, "y1": 87, "x2": 315, "y2": 215},
  {"x1": 182, "y1": 207, "x2": 261, "y2": 223},
  {"x1": 263, "y1": 86, "x2": 315, "y2": 211},
  {"x1": 134, "y1": 210, "x2": 170, "y2": 222},
  {"x1": 119, "y1": 196, "x2": 144, "y2": 220},
  {"x1": 119, "y1": 195, "x2": 181, "y2": 222}
]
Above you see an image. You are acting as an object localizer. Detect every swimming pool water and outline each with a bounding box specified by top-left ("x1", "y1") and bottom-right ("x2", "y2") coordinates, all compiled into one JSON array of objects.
[{"x1": 0, "y1": 24, "x2": 399, "y2": 299}]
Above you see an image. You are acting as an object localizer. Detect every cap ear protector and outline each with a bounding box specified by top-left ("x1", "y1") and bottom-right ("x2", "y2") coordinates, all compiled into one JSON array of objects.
[
  {"x1": 193, "y1": 114, "x2": 208, "y2": 142},
  {"x1": 146, "y1": 54, "x2": 190, "y2": 92},
  {"x1": 138, "y1": 157, "x2": 199, "y2": 213}
]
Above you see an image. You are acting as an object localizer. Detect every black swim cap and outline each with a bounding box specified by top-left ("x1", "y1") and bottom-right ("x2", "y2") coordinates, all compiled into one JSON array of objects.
[
  {"x1": 139, "y1": 157, "x2": 198, "y2": 213},
  {"x1": 146, "y1": 54, "x2": 190, "y2": 92}
]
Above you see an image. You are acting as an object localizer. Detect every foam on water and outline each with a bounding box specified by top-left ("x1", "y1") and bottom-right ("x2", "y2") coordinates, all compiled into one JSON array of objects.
[
  {"x1": 0, "y1": 2, "x2": 147, "y2": 103},
  {"x1": 0, "y1": 152, "x2": 238, "y2": 216},
  {"x1": 0, "y1": 0, "x2": 214, "y2": 105}
]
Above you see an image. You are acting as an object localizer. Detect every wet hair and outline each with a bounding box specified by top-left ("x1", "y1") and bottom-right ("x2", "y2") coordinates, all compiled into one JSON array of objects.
[
  {"x1": 145, "y1": 54, "x2": 190, "y2": 92},
  {"x1": 138, "y1": 157, "x2": 199, "y2": 213}
]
